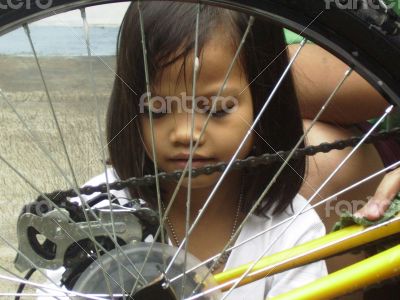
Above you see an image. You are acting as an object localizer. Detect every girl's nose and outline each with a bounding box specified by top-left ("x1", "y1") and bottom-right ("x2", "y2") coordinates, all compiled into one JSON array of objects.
[{"x1": 169, "y1": 113, "x2": 205, "y2": 147}]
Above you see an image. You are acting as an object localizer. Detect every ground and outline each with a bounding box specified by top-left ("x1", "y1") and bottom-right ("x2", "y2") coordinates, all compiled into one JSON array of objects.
[{"x1": 0, "y1": 55, "x2": 115, "y2": 295}]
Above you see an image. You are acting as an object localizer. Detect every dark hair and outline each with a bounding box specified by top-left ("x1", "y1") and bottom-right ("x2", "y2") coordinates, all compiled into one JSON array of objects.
[{"x1": 106, "y1": 1, "x2": 305, "y2": 216}]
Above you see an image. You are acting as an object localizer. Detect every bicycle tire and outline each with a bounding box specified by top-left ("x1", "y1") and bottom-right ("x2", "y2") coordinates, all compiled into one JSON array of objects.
[
  {"x1": 0, "y1": 0, "x2": 399, "y2": 299},
  {"x1": 0, "y1": 0, "x2": 399, "y2": 103}
]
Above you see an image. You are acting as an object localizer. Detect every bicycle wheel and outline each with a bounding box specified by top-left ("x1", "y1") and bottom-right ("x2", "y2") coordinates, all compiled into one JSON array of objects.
[{"x1": 0, "y1": 1, "x2": 399, "y2": 299}]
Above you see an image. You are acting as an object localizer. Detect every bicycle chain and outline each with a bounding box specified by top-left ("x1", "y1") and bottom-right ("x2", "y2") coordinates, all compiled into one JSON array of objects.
[{"x1": 38, "y1": 127, "x2": 400, "y2": 206}]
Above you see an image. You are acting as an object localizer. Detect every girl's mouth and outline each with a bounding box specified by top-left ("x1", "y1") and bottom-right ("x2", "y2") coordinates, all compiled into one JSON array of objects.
[
  {"x1": 170, "y1": 159, "x2": 216, "y2": 169},
  {"x1": 169, "y1": 153, "x2": 216, "y2": 169}
]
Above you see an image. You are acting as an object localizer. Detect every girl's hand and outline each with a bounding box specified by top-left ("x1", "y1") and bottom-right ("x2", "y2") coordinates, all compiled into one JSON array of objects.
[{"x1": 354, "y1": 168, "x2": 400, "y2": 220}]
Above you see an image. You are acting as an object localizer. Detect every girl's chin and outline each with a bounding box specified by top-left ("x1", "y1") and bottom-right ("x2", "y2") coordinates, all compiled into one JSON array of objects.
[{"x1": 171, "y1": 173, "x2": 221, "y2": 189}]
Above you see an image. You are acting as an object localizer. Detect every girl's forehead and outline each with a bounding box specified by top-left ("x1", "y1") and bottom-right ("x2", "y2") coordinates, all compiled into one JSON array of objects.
[{"x1": 153, "y1": 35, "x2": 247, "y2": 96}]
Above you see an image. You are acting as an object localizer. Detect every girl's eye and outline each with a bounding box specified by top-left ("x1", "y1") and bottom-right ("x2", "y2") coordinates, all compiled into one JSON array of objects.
[
  {"x1": 210, "y1": 109, "x2": 229, "y2": 118},
  {"x1": 209, "y1": 106, "x2": 235, "y2": 118},
  {"x1": 141, "y1": 106, "x2": 166, "y2": 119}
]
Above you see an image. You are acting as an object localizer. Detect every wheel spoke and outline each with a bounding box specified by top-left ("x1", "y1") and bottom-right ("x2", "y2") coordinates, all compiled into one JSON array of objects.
[
  {"x1": 0, "y1": 152, "x2": 146, "y2": 294},
  {"x1": 138, "y1": 0, "x2": 166, "y2": 254},
  {"x1": 0, "y1": 83, "x2": 146, "y2": 289},
  {"x1": 129, "y1": 0, "x2": 169, "y2": 294},
  {"x1": 166, "y1": 28, "x2": 302, "y2": 277},
  {"x1": 130, "y1": 1, "x2": 176, "y2": 293},
  {"x1": 80, "y1": 7, "x2": 126, "y2": 298},
  {"x1": 164, "y1": 15, "x2": 256, "y2": 275},
  {"x1": 180, "y1": 4, "x2": 202, "y2": 298},
  {"x1": 184, "y1": 203, "x2": 400, "y2": 300},
  {"x1": 0, "y1": 272, "x2": 105, "y2": 300},
  {"x1": 220, "y1": 105, "x2": 393, "y2": 299},
  {"x1": 188, "y1": 63, "x2": 353, "y2": 294},
  {"x1": 20, "y1": 20, "x2": 147, "y2": 294},
  {"x1": 23, "y1": 22, "x2": 106, "y2": 278},
  {"x1": 169, "y1": 158, "x2": 400, "y2": 286},
  {"x1": 0, "y1": 234, "x2": 68, "y2": 298},
  {"x1": 131, "y1": 12, "x2": 255, "y2": 294},
  {"x1": 23, "y1": 23, "x2": 81, "y2": 212},
  {"x1": 0, "y1": 1, "x2": 398, "y2": 299}
]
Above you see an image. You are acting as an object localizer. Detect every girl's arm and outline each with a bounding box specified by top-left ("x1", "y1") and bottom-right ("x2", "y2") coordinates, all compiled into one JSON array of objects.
[
  {"x1": 289, "y1": 43, "x2": 388, "y2": 125},
  {"x1": 292, "y1": 44, "x2": 399, "y2": 221}
]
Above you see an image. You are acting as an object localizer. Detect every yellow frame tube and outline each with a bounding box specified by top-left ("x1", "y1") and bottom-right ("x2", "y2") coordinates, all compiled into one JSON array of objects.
[
  {"x1": 214, "y1": 215, "x2": 400, "y2": 291},
  {"x1": 271, "y1": 243, "x2": 400, "y2": 299}
]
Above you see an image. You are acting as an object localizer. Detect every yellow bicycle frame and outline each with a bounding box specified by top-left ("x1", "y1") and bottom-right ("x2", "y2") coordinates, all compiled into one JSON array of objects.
[
  {"x1": 213, "y1": 215, "x2": 400, "y2": 298},
  {"x1": 272, "y1": 244, "x2": 400, "y2": 299}
]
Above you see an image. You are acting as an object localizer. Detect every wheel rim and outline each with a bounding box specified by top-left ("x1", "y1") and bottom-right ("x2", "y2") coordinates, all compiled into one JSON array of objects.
[{"x1": 0, "y1": 1, "x2": 399, "y2": 299}]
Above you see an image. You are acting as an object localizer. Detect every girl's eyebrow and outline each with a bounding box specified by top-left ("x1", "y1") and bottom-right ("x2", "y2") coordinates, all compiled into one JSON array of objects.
[
  {"x1": 201, "y1": 86, "x2": 241, "y2": 97},
  {"x1": 151, "y1": 86, "x2": 241, "y2": 98}
]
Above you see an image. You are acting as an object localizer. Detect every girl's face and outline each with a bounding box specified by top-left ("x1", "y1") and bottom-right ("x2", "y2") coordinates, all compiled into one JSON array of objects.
[{"x1": 140, "y1": 33, "x2": 254, "y2": 188}]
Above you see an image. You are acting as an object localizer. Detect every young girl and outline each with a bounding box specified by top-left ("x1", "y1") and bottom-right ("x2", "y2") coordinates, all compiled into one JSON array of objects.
[
  {"x1": 99, "y1": 2, "x2": 327, "y2": 298},
  {"x1": 40, "y1": 1, "x2": 395, "y2": 299}
]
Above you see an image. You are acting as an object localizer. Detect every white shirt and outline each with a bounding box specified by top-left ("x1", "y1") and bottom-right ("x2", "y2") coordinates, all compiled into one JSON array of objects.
[
  {"x1": 40, "y1": 168, "x2": 327, "y2": 299},
  {"x1": 222, "y1": 196, "x2": 327, "y2": 299}
]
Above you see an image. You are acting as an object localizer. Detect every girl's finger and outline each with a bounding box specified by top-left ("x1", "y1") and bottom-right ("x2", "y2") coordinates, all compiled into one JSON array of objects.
[{"x1": 354, "y1": 168, "x2": 400, "y2": 220}]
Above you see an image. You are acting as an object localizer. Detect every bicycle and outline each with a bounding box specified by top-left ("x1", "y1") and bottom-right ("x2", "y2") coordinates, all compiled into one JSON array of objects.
[{"x1": 0, "y1": 0, "x2": 399, "y2": 299}]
